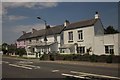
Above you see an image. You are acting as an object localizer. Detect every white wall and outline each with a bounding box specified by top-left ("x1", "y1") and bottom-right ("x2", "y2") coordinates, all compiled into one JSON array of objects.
[
  {"x1": 94, "y1": 34, "x2": 119, "y2": 55},
  {"x1": 63, "y1": 26, "x2": 95, "y2": 53}
]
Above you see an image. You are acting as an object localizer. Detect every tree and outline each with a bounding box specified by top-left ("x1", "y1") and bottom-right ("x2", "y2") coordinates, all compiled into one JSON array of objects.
[
  {"x1": 15, "y1": 48, "x2": 26, "y2": 57},
  {"x1": 8, "y1": 44, "x2": 17, "y2": 54},
  {"x1": 105, "y1": 26, "x2": 119, "y2": 34},
  {"x1": 2, "y1": 43, "x2": 9, "y2": 55}
]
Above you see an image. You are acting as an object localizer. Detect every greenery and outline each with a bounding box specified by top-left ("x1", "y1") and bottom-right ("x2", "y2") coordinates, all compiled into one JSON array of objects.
[
  {"x1": 104, "y1": 26, "x2": 119, "y2": 34},
  {"x1": 39, "y1": 53, "x2": 120, "y2": 63},
  {"x1": 2, "y1": 43, "x2": 26, "y2": 57},
  {"x1": 15, "y1": 48, "x2": 27, "y2": 57},
  {"x1": 2, "y1": 43, "x2": 9, "y2": 55}
]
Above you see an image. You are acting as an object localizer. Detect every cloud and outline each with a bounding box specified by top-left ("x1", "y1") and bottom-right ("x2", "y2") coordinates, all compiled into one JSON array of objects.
[
  {"x1": 12, "y1": 23, "x2": 46, "y2": 33},
  {"x1": 2, "y1": 2, "x2": 58, "y2": 15},
  {"x1": 8, "y1": 15, "x2": 28, "y2": 21},
  {"x1": 2, "y1": 0, "x2": 59, "y2": 2},
  {"x1": 11, "y1": 23, "x2": 55, "y2": 34}
]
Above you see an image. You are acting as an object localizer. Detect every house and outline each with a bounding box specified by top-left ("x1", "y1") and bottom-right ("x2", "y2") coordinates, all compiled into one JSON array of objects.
[
  {"x1": 16, "y1": 12, "x2": 120, "y2": 58},
  {"x1": 17, "y1": 25, "x2": 64, "y2": 58}
]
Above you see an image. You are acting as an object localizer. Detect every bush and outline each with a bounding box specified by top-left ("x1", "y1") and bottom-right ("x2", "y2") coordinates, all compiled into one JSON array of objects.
[
  {"x1": 15, "y1": 48, "x2": 26, "y2": 57},
  {"x1": 106, "y1": 55, "x2": 113, "y2": 63},
  {"x1": 40, "y1": 53, "x2": 120, "y2": 63},
  {"x1": 90, "y1": 54, "x2": 98, "y2": 62}
]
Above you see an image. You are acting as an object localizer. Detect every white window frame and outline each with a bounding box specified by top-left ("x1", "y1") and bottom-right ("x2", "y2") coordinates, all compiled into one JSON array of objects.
[
  {"x1": 78, "y1": 30, "x2": 83, "y2": 41},
  {"x1": 77, "y1": 46, "x2": 85, "y2": 54},
  {"x1": 68, "y1": 31, "x2": 73, "y2": 42},
  {"x1": 105, "y1": 45, "x2": 114, "y2": 54}
]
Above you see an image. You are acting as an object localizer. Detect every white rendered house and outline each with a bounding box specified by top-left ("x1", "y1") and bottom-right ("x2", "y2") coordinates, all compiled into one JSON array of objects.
[
  {"x1": 59, "y1": 12, "x2": 120, "y2": 55},
  {"x1": 17, "y1": 25, "x2": 64, "y2": 58},
  {"x1": 16, "y1": 12, "x2": 120, "y2": 58}
]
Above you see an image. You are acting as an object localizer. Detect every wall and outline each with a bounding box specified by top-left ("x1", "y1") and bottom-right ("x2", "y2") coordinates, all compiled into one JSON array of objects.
[
  {"x1": 94, "y1": 19, "x2": 104, "y2": 36},
  {"x1": 63, "y1": 26, "x2": 95, "y2": 53},
  {"x1": 94, "y1": 33, "x2": 119, "y2": 55},
  {"x1": 16, "y1": 40, "x2": 26, "y2": 48}
]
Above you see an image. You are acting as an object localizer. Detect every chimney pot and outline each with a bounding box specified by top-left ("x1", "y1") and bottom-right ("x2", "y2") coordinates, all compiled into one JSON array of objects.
[
  {"x1": 64, "y1": 20, "x2": 70, "y2": 27},
  {"x1": 95, "y1": 11, "x2": 99, "y2": 19},
  {"x1": 22, "y1": 31, "x2": 26, "y2": 34},
  {"x1": 32, "y1": 28, "x2": 37, "y2": 33}
]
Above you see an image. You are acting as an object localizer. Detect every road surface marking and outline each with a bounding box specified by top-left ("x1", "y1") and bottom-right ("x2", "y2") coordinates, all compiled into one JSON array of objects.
[
  {"x1": 9, "y1": 64, "x2": 32, "y2": 70},
  {"x1": 2, "y1": 61, "x2": 9, "y2": 64},
  {"x1": 70, "y1": 71, "x2": 120, "y2": 79},
  {"x1": 61, "y1": 73, "x2": 74, "y2": 77},
  {"x1": 52, "y1": 70, "x2": 59, "y2": 72},
  {"x1": 61, "y1": 73, "x2": 86, "y2": 79},
  {"x1": 18, "y1": 61, "x2": 33, "y2": 64},
  {"x1": 19, "y1": 64, "x2": 40, "y2": 69}
]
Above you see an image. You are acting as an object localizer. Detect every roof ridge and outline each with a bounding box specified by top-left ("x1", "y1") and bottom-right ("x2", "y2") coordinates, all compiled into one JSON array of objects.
[{"x1": 70, "y1": 18, "x2": 95, "y2": 25}]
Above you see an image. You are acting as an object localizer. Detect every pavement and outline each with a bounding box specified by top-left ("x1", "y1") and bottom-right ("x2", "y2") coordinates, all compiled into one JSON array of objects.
[{"x1": 3, "y1": 56, "x2": 119, "y2": 69}]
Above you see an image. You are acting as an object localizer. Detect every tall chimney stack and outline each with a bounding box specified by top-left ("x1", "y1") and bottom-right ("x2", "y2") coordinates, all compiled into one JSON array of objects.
[
  {"x1": 95, "y1": 12, "x2": 99, "y2": 19},
  {"x1": 22, "y1": 31, "x2": 26, "y2": 34},
  {"x1": 64, "y1": 20, "x2": 70, "y2": 27},
  {"x1": 32, "y1": 28, "x2": 37, "y2": 33}
]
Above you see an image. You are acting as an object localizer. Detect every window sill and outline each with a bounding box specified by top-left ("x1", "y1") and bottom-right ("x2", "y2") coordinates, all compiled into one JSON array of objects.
[
  {"x1": 77, "y1": 40, "x2": 84, "y2": 42},
  {"x1": 68, "y1": 40, "x2": 73, "y2": 43}
]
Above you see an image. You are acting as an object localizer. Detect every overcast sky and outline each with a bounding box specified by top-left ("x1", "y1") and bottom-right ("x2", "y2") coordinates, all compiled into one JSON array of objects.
[{"x1": 2, "y1": 2, "x2": 119, "y2": 44}]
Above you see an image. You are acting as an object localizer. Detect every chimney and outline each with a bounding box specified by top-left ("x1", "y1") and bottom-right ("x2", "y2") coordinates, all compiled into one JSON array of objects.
[
  {"x1": 32, "y1": 28, "x2": 37, "y2": 33},
  {"x1": 95, "y1": 12, "x2": 99, "y2": 19},
  {"x1": 46, "y1": 25, "x2": 50, "y2": 29},
  {"x1": 22, "y1": 31, "x2": 26, "y2": 34},
  {"x1": 64, "y1": 20, "x2": 70, "y2": 27}
]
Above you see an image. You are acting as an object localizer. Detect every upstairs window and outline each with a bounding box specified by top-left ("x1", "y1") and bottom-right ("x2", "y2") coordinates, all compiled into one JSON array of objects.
[
  {"x1": 78, "y1": 30, "x2": 83, "y2": 41},
  {"x1": 24, "y1": 40, "x2": 25, "y2": 45},
  {"x1": 29, "y1": 39, "x2": 31, "y2": 43},
  {"x1": 68, "y1": 31, "x2": 73, "y2": 42},
  {"x1": 36, "y1": 38, "x2": 39, "y2": 42},
  {"x1": 61, "y1": 33, "x2": 63, "y2": 40},
  {"x1": 105, "y1": 45, "x2": 114, "y2": 54}
]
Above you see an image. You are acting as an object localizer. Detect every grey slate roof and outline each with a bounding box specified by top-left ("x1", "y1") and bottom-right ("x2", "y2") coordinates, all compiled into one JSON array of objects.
[
  {"x1": 64, "y1": 18, "x2": 98, "y2": 30},
  {"x1": 17, "y1": 18, "x2": 98, "y2": 41},
  {"x1": 17, "y1": 32, "x2": 32, "y2": 41},
  {"x1": 17, "y1": 25, "x2": 64, "y2": 41}
]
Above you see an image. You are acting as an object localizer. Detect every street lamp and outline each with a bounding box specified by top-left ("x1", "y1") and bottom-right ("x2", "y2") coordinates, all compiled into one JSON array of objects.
[
  {"x1": 37, "y1": 16, "x2": 48, "y2": 53},
  {"x1": 37, "y1": 17, "x2": 47, "y2": 29}
]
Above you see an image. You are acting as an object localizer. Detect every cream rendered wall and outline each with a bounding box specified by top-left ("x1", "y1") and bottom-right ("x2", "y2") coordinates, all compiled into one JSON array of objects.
[
  {"x1": 38, "y1": 34, "x2": 61, "y2": 52},
  {"x1": 63, "y1": 26, "x2": 95, "y2": 54},
  {"x1": 94, "y1": 36, "x2": 104, "y2": 55},
  {"x1": 104, "y1": 34, "x2": 119, "y2": 55},
  {"x1": 94, "y1": 34, "x2": 119, "y2": 55}
]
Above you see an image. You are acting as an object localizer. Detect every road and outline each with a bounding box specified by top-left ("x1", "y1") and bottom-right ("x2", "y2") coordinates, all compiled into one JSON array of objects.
[{"x1": 2, "y1": 57, "x2": 120, "y2": 80}]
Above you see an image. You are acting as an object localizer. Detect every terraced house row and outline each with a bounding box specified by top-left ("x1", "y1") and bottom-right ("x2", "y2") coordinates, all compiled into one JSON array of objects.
[{"x1": 16, "y1": 12, "x2": 120, "y2": 58}]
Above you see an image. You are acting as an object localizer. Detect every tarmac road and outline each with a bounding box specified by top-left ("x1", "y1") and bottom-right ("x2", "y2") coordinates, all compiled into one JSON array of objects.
[{"x1": 2, "y1": 56, "x2": 120, "y2": 80}]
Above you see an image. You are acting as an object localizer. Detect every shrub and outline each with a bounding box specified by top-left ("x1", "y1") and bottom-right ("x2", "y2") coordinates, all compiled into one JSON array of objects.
[
  {"x1": 15, "y1": 48, "x2": 26, "y2": 57},
  {"x1": 106, "y1": 55, "x2": 113, "y2": 63},
  {"x1": 89, "y1": 54, "x2": 98, "y2": 62}
]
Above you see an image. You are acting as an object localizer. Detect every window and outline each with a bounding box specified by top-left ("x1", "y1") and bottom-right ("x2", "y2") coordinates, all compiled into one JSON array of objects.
[
  {"x1": 78, "y1": 30, "x2": 83, "y2": 41},
  {"x1": 77, "y1": 46, "x2": 85, "y2": 54},
  {"x1": 105, "y1": 45, "x2": 114, "y2": 54},
  {"x1": 24, "y1": 40, "x2": 25, "y2": 45},
  {"x1": 36, "y1": 38, "x2": 39, "y2": 42},
  {"x1": 18, "y1": 42, "x2": 20, "y2": 45},
  {"x1": 68, "y1": 31, "x2": 73, "y2": 42},
  {"x1": 29, "y1": 39, "x2": 31, "y2": 43},
  {"x1": 61, "y1": 34, "x2": 63, "y2": 40}
]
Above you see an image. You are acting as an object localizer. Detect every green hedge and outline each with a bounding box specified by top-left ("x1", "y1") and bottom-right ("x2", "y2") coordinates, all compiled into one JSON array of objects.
[{"x1": 39, "y1": 54, "x2": 120, "y2": 63}]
